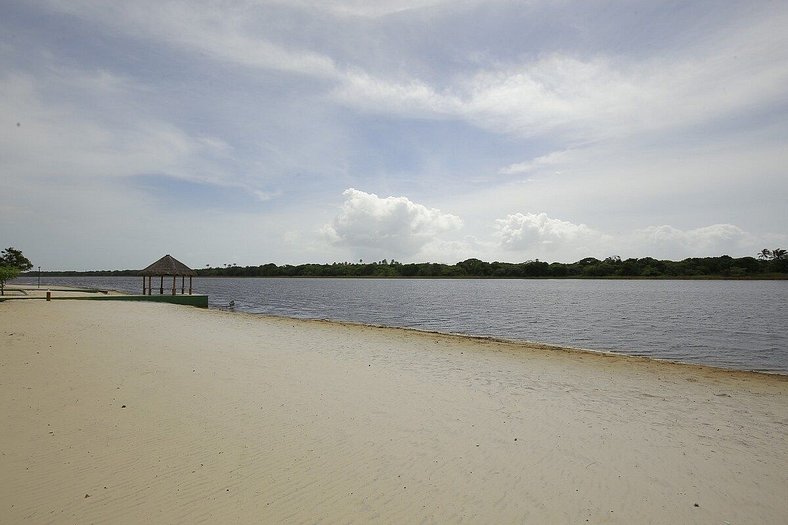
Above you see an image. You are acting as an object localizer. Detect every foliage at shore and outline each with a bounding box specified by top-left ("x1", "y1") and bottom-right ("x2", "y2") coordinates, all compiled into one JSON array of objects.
[
  {"x1": 1, "y1": 247, "x2": 33, "y2": 271},
  {"x1": 30, "y1": 251, "x2": 788, "y2": 279},
  {"x1": 0, "y1": 266, "x2": 20, "y2": 295},
  {"x1": 1, "y1": 247, "x2": 32, "y2": 295}
]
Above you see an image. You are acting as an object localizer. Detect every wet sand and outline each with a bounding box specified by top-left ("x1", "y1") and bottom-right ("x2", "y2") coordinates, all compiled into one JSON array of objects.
[{"x1": 1, "y1": 299, "x2": 786, "y2": 523}]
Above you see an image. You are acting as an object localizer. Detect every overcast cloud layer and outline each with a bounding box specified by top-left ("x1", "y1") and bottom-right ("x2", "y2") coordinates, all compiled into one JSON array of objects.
[{"x1": 2, "y1": 1, "x2": 786, "y2": 269}]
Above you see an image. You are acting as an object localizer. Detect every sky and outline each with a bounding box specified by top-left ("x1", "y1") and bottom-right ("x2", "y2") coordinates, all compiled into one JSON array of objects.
[{"x1": 2, "y1": 0, "x2": 787, "y2": 270}]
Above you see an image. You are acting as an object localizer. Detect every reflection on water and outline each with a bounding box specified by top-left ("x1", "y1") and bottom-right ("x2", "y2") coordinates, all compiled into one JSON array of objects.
[{"x1": 16, "y1": 276, "x2": 788, "y2": 374}]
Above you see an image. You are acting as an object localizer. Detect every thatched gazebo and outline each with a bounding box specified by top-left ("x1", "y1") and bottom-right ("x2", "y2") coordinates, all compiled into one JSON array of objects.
[{"x1": 140, "y1": 254, "x2": 196, "y2": 295}]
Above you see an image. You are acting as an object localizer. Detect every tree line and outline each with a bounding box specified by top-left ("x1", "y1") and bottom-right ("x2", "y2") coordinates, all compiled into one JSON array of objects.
[
  {"x1": 192, "y1": 252, "x2": 787, "y2": 278},
  {"x1": 26, "y1": 250, "x2": 788, "y2": 279}
]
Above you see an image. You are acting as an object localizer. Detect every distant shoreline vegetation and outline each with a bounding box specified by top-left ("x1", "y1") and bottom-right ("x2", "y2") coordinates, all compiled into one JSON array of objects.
[{"x1": 27, "y1": 253, "x2": 788, "y2": 279}]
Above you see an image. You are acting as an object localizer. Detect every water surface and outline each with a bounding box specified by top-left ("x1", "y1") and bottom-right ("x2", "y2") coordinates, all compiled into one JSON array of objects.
[{"x1": 16, "y1": 276, "x2": 788, "y2": 374}]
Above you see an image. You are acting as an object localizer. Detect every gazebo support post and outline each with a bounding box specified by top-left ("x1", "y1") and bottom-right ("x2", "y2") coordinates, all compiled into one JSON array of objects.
[
  {"x1": 159, "y1": 275, "x2": 164, "y2": 295},
  {"x1": 172, "y1": 275, "x2": 176, "y2": 295},
  {"x1": 181, "y1": 275, "x2": 185, "y2": 294},
  {"x1": 189, "y1": 276, "x2": 192, "y2": 295},
  {"x1": 142, "y1": 276, "x2": 146, "y2": 295}
]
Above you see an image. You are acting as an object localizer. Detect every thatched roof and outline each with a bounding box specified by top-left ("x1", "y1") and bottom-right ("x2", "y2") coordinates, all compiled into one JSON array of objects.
[{"x1": 140, "y1": 254, "x2": 196, "y2": 276}]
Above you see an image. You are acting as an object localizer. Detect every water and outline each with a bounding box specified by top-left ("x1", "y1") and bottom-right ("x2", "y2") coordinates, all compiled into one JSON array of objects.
[{"x1": 13, "y1": 276, "x2": 788, "y2": 374}]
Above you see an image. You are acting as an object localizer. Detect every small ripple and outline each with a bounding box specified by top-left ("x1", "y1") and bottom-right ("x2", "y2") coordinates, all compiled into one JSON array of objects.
[{"x1": 25, "y1": 276, "x2": 788, "y2": 374}]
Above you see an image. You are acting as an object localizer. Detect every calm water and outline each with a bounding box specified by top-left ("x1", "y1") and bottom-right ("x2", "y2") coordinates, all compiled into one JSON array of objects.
[{"x1": 14, "y1": 276, "x2": 788, "y2": 374}]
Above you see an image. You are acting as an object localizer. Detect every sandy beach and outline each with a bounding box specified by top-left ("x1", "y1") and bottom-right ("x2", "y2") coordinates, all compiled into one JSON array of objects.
[{"x1": 1, "y1": 299, "x2": 786, "y2": 524}]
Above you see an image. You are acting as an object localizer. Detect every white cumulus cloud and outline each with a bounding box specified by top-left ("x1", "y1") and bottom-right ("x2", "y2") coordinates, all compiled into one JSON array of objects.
[
  {"x1": 492, "y1": 215, "x2": 765, "y2": 261},
  {"x1": 634, "y1": 224, "x2": 753, "y2": 258},
  {"x1": 495, "y1": 212, "x2": 610, "y2": 256},
  {"x1": 323, "y1": 188, "x2": 462, "y2": 256}
]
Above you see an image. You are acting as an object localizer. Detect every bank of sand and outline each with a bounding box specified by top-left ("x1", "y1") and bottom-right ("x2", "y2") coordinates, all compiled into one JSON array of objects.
[{"x1": 1, "y1": 300, "x2": 786, "y2": 524}]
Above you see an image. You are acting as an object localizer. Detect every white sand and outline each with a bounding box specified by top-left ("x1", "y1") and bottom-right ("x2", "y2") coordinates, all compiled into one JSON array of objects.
[{"x1": 1, "y1": 300, "x2": 786, "y2": 524}]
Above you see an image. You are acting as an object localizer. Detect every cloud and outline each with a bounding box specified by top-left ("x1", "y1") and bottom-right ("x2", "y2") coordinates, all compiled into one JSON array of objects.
[
  {"x1": 339, "y1": 49, "x2": 785, "y2": 141},
  {"x1": 633, "y1": 224, "x2": 754, "y2": 258},
  {"x1": 1, "y1": 73, "x2": 192, "y2": 180},
  {"x1": 4, "y1": 1, "x2": 786, "y2": 269},
  {"x1": 498, "y1": 149, "x2": 573, "y2": 175},
  {"x1": 0, "y1": 69, "x2": 277, "y2": 205},
  {"x1": 303, "y1": 0, "x2": 463, "y2": 18},
  {"x1": 495, "y1": 212, "x2": 608, "y2": 255},
  {"x1": 415, "y1": 236, "x2": 492, "y2": 264},
  {"x1": 332, "y1": 7, "x2": 788, "y2": 142},
  {"x1": 45, "y1": 0, "x2": 339, "y2": 78},
  {"x1": 42, "y1": 1, "x2": 788, "y2": 146},
  {"x1": 333, "y1": 71, "x2": 462, "y2": 120},
  {"x1": 322, "y1": 188, "x2": 462, "y2": 256},
  {"x1": 493, "y1": 214, "x2": 761, "y2": 261}
]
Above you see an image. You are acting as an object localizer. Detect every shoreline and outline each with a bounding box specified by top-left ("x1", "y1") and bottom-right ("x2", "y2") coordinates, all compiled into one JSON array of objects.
[
  {"x1": 303, "y1": 315, "x2": 788, "y2": 379},
  {"x1": 2, "y1": 299, "x2": 786, "y2": 523},
  {"x1": 6, "y1": 283, "x2": 787, "y2": 377},
  {"x1": 16, "y1": 273, "x2": 788, "y2": 281}
]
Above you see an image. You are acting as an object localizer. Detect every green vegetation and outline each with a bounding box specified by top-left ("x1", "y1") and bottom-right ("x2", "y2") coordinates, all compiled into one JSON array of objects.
[
  {"x1": 0, "y1": 266, "x2": 20, "y2": 295},
  {"x1": 0, "y1": 247, "x2": 32, "y2": 295},
  {"x1": 190, "y1": 252, "x2": 787, "y2": 279},
  {"x1": 31, "y1": 249, "x2": 788, "y2": 279},
  {"x1": 1, "y1": 247, "x2": 33, "y2": 271}
]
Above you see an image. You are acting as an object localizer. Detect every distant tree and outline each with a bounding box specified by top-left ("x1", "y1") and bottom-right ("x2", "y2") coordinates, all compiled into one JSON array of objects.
[
  {"x1": 0, "y1": 265, "x2": 20, "y2": 295},
  {"x1": 457, "y1": 258, "x2": 491, "y2": 276},
  {"x1": 758, "y1": 249, "x2": 772, "y2": 260},
  {"x1": 772, "y1": 248, "x2": 787, "y2": 260},
  {"x1": 576, "y1": 257, "x2": 601, "y2": 266},
  {"x1": 0, "y1": 247, "x2": 32, "y2": 271}
]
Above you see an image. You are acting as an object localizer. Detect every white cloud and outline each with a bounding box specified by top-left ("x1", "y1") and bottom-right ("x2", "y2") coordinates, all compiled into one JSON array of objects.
[
  {"x1": 499, "y1": 149, "x2": 573, "y2": 175},
  {"x1": 0, "y1": 70, "x2": 258, "y2": 193},
  {"x1": 5, "y1": 1, "x2": 786, "y2": 268},
  {"x1": 495, "y1": 212, "x2": 609, "y2": 255},
  {"x1": 633, "y1": 224, "x2": 754, "y2": 259},
  {"x1": 460, "y1": 56, "x2": 642, "y2": 138},
  {"x1": 491, "y1": 214, "x2": 768, "y2": 262},
  {"x1": 252, "y1": 190, "x2": 282, "y2": 202},
  {"x1": 415, "y1": 235, "x2": 492, "y2": 264},
  {"x1": 307, "y1": 0, "x2": 463, "y2": 18},
  {"x1": 334, "y1": 71, "x2": 460, "y2": 117},
  {"x1": 43, "y1": 1, "x2": 788, "y2": 145},
  {"x1": 322, "y1": 188, "x2": 462, "y2": 256},
  {"x1": 333, "y1": 8, "x2": 788, "y2": 141},
  {"x1": 340, "y1": 46, "x2": 785, "y2": 141},
  {"x1": 1, "y1": 73, "x2": 189, "y2": 179},
  {"x1": 45, "y1": 0, "x2": 339, "y2": 78}
]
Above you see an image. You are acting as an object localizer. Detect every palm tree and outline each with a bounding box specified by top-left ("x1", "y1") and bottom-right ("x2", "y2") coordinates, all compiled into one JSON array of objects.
[
  {"x1": 758, "y1": 249, "x2": 772, "y2": 260},
  {"x1": 772, "y1": 248, "x2": 787, "y2": 260}
]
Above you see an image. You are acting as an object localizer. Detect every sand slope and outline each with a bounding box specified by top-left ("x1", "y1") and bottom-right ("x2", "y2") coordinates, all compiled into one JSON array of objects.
[{"x1": 1, "y1": 300, "x2": 786, "y2": 523}]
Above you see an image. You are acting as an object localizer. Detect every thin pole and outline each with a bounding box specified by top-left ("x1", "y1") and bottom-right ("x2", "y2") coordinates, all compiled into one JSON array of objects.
[
  {"x1": 159, "y1": 275, "x2": 163, "y2": 294},
  {"x1": 189, "y1": 276, "x2": 192, "y2": 295},
  {"x1": 172, "y1": 275, "x2": 176, "y2": 295},
  {"x1": 38, "y1": 266, "x2": 41, "y2": 288}
]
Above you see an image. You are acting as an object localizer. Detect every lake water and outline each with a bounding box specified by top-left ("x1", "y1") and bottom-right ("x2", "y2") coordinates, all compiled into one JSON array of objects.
[{"x1": 14, "y1": 276, "x2": 788, "y2": 374}]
